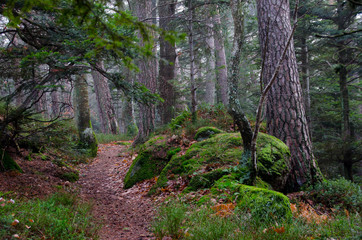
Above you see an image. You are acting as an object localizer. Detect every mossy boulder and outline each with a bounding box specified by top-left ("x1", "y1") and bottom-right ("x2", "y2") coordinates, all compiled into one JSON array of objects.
[
  {"x1": 237, "y1": 185, "x2": 292, "y2": 223},
  {"x1": 124, "y1": 136, "x2": 181, "y2": 189},
  {"x1": 151, "y1": 132, "x2": 290, "y2": 193},
  {"x1": 212, "y1": 176, "x2": 291, "y2": 222},
  {"x1": 194, "y1": 126, "x2": 224, "y2": 141},
  {"x1": 79, "y1": 128, "x2": 98, "y2": 157},
  {"x1": 0, "y1": 149, "x2": 23, "y2": 173}
]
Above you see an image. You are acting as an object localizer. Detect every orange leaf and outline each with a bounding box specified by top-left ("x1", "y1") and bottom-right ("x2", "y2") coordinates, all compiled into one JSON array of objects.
[
  {"x1": 29, "y1": 219, "x2": 34, "y2": 223},
  {"x1": 273, "y1": 226, "x2": 285, "y2": 234}
]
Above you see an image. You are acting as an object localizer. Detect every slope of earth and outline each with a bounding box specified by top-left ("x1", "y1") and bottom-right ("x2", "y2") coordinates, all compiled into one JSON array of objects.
[{"x1": 78, "y1": 142, "x2": 156, "y2": 240}]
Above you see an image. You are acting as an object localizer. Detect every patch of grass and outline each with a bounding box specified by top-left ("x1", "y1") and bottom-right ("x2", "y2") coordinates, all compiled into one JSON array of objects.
[
  {"x1": 0, "y1": 192, "x2": 99, "y2": 239},
  {"x1": 95, "y1": 133, "x2": 133, "y2": 144},
  {"x1": 152, "y1": 199, "x2": 362, "y2": 240}
]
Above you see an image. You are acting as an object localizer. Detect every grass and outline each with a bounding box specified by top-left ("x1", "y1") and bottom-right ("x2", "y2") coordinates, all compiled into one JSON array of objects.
[
  {"x1": 0, "y1": 192, "x2": 99, "y2": 240},
  {"x1": 95, "y1": 133, "x2": 133, "y2": 144},
  {"x1": 152, "y1": 199, "x2": 362, "y2": 240}
]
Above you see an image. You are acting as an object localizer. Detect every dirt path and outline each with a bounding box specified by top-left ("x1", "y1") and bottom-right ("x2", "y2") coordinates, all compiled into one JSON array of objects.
[{"x1": 78, "y1": 143, "x2": 156, "y2": 240}]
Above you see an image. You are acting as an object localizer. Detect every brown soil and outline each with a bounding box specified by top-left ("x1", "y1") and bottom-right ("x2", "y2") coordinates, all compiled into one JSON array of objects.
[{"x1": 78, "y1": 143, "x2": 156, "y2": 240}]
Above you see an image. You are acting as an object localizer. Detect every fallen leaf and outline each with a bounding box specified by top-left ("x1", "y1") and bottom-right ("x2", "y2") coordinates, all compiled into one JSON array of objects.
[
  {"x1": 273, "y1": 226, "x2": 285, "y2": 234},
  {"x1": 11, "y1": 219, "x2": 19, "y2": 226},
  {"x1": 29, "y1": 219, "x2": 34, "y2": 223},
  {"x1": 12, "y1": 234, "x2": 20, "y2": 238}
]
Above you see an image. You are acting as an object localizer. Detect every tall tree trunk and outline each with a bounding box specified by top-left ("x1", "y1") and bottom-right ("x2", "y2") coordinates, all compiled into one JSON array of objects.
[
  {"x1": 92, "y1": 61, "x2": 119, "y2": 134},
  {"x1": 132, "y1": 0, "x2": 157, "y2": 145},
  {"x1": 213, "y1": 8, "x2": 228, "y2": 106},
  {"x1": 300, "y1": 37, "x2": 311, "y2": 133},
  {"x1": 73, "y1": 74, "x2": 97, "y2": 156},
  {"x1": 205, "y1": 15, "x2": 216, "y2": 105},
  {"x1": 256, "y1": 0, "x2": 320, "y2": 191},
  {"x1": 158, "y1": 0, "x2": 177, "y2": 125},
  {"x1": 189, "y1": 1, "x2": 197, "y2": 122}
]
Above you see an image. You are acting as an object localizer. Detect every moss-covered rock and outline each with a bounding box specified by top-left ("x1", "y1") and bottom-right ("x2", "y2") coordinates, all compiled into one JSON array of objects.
[
  {"x1": 237, "y1": 185, "x2": 292, "y2": 223},
  {"x1": 124, "y1": 136, "x2": 181, "y2": 189},
  {"x1": 79, "y1": 128, "x2": 98, "y2": 157},
  {"x1": 194, "y1": 126, "x2": 224, "y2": 141},
  {"x1": 211, "y1": 176, "x2": 291, "y2": 222},
  {"x1": 151, "y1": 132, "x2": 290, "y2": 193},
  {"x1": 186, "y1": 168, "x2": 230, "y2": 191},
  {"x1": 0, "y1": 149, "x2": 23, "y2": 173}
]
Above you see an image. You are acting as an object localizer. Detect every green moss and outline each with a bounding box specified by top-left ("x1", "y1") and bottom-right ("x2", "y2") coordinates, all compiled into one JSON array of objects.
[
  {"x1": 186, "y1": 168, "x2": 230, "y2": 191},
  {"x1": 194, "y1": 126, "x2": 224, "y2": 141},
  {"x1": 151, "y1": 132, "x2": 290, "y2": 194},
  {"x1": 0, "y1": 150, "x2": 23, "y2": 173},
  {"x1": 59, "y1": 171, "x2": 79, "y2": 182},
  {"x1": 169, "y1": 110, "x2": 191, "y2": 130},
  {"x1": 256, "y1": 134, "x2": 290, "y2": 191},
  {"x1": 255, "y1": 176, "x2": 272, "y2": 190},
  {"x1": 124, "y1": 136, "x2": 180, "y2": 189},
  {"x1": 237, "y1": 185, "x2": 292, "y2": 223}
]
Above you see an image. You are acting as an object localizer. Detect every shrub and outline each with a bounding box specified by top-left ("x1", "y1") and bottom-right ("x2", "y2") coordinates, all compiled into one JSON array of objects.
[{"x1": 306, "y1": 178, "x2": 361, "y2": 212}]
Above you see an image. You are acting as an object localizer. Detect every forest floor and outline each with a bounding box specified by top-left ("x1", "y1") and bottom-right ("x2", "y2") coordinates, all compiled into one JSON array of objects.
[
  {"x1": 78, "y1": 142, "x2": 157, "y2": 240},
  {"x1": 0, "y1": 143, "x2": 159, "y2": 240}
]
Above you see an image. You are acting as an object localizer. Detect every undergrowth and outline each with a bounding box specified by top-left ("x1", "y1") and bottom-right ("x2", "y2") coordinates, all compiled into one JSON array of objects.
[
  {"x1": 0, "y1": 191, "x2": 99, "y2": 240},
  {"x1": 152, "y1": 199, "x2": 361, "y2": 240}
]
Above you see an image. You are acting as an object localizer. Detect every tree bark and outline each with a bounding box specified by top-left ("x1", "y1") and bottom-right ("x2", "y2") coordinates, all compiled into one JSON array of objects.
[
  {"x1": 132, "y1": 0, "x2": 157, "y2": 145},
  {"x1": 256, "y1": 0, "x2": 320, "y2": 191},
  {"x1": 205, "y1": 15, "x2": 216, "y2": 105},
  {"x1": 73, "y1": 74, "x2": 91, "y2": 134},
  {"x1": 158, "y1": 0, "x2": 177, "y2": 125},
  {"x1": 92, "y1": 61, "x2": 119, "y2": 134},
  {"x1": 73, "y1": 74, "x2": 97, "y2": 156},
  {"x1": 300, "y1": 37, "x2": 311, "y2": 132},
  {"x1": 189, "y1": 1, "x2": 197, "y2": 122},
  {"x1": 213, "y1": 8, "x2": 229, "y2": 106}
]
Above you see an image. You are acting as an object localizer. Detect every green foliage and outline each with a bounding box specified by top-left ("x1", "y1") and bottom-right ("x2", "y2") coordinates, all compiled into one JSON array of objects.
[
  {"x1": 152, "y1": 198, "x2": 361, "y2": 240},
  {"x1": 170, "y1": 110, "x2": 192, "y2": 130},
  {"x1": 0, "y1": 192, "x2": 99, "y2": 239},
  {"x1": 59, "y1": 171, "x2": 80, "y2": 183},
  {"x1": 306, "y1": 178, "x2": 362, "y2": 212}
]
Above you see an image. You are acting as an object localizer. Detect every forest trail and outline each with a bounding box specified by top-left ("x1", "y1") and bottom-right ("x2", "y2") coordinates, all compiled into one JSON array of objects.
[{"x1": 78, "y1": 143, "x2": 156, "y2": 240}]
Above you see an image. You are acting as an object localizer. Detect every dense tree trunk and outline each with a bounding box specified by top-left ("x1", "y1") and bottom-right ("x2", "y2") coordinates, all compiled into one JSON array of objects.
[
  {"x1": 92, "y1": 61, "x2": 119, "y2": 134},
  {"x1": 256, "y1": 0, "x2": 320, "y2": 191},
  {"x1": 132, "y1": 0, "x2": 157, "y2": 145},
  {"x1": 300, "y1": 37, "x2": 311, "y2": 132},
  {"x1": 213, "y1": 8, "x2": 228, "y2": 106},
  {"x1": 189, "y1": 1, "x2": 197, "y2": 122},
  {"x1": 205, "y1": 15, "x2": 216, "y2": 105},
  {"x1": 158, "y1": 0, "x2": 177, "y2": 125}
]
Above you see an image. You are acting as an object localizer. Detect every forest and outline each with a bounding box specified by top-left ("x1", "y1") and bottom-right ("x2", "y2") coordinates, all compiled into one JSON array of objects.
[{"x1": 0, "y1": 0, "x2": 361, "y2": 239}]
